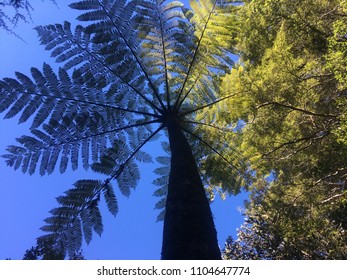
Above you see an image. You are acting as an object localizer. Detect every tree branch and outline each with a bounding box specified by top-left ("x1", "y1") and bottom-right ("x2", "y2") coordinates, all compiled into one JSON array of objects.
[
  {"x1": 262, "y1": 131, "x2": 330, "y2": 158},
  {"x1": 291, "y1": 168, "x2": 346, "y2": 204},
  {"x1": 183, "y1": 120, "x2": 235, "y2": 133},
  {"x1": 320, "y1": 193, "x2": 345, "y2": 204},
  {"x1": 256, "y1": 101, "x2": 337, "y2": 118}
]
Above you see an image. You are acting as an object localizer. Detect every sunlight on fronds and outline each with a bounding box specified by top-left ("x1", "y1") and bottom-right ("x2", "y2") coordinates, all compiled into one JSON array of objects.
[{"x1": 0, "y1": 0, "x2": 248, "y2": 257}]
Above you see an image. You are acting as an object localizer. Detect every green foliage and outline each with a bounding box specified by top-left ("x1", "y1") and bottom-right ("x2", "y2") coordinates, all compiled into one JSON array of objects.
[
  {"x1": 1, "y1": 0, "x2": 246, "y2": 258},
  {"x1": 222, "y1": 0, "x2": 347, "y2": 259},
  {"x1": 325, "y1": 3, "x2": 347, "y2": 145},
  {"x1": 224, "y1": 180, "x2": 347, "y2": 259}
]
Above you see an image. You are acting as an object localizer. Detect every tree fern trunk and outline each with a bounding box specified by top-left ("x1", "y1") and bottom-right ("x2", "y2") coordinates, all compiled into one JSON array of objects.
[{"x1": 161, "y1": 118, "x2": 221, "y2": 260}]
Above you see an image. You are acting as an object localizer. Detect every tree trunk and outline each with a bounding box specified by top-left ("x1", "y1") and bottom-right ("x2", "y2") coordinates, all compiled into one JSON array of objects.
[{"x1": 161, "y1": 118, "x2": 221, "y2": 260}]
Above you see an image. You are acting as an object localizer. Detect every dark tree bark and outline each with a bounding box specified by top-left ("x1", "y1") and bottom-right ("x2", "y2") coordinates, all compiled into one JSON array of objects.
[{"x1": 161, "y1": 114, "x2": 221, "y2": 260}]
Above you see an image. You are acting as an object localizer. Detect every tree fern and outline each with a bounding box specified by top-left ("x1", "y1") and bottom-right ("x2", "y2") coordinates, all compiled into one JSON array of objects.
[{"x1": 0, "y1": 0, "x2": 250, "y2": 259}]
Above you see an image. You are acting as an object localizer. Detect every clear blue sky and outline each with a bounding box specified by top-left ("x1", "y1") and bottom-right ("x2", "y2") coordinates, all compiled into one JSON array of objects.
[{"x1": 0, "y1": 1, "x2": 247, "y2": 260}]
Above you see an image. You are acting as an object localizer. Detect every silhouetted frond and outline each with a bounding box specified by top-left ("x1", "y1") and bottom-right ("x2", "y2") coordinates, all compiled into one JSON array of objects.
[
  {"x1": 103, "y1": 181, "x2": 118, "y2": 217},
  {"x1": 152, "y1": 155, "x2": 170, "y2": 221},
  {"x1": 39, "y1": 179, "x2": 115, "y2": 257},
  {"x1": 183, "y1": 124, "x2": 251, "y2": 196},
  {"x1": 0, "y1": 63, "x2": 154, "y2": 134},
  {"x1": 155, "y1": 197, "x2": 167, "y2": 210},
  {"x1": 0, "y1": 0, "x2": 245, "y2": 258}
]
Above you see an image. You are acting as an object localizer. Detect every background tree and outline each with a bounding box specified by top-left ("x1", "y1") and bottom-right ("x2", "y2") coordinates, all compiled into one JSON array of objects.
[
  {"x1": 23, "y1": 238, "x2": 85, "y2": 260},
  {"x1": 0, "y1": 0, "x2": 32, "y2": 32},
  {"x1": 0, "y1": 0, "x2": 246, "y2": 259},
  {"x1": 0, "y1": 0, "x2": 56, "y2": 33},
  {"x1": 221, "y1": 0, "x2": 347, "y2": 259}
]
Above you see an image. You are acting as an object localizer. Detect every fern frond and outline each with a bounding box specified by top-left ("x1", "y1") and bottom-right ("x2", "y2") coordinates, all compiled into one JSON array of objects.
[
  {"x1": 89, "y1": 202, "x2": 103, "y2": 236},
  {"x1": 154, "y1": 210, "x2": 164, "y2": 222},
  {"x1": 102, "y1": 182, "x2": 118, "y2": 217},
  {"x1": 0, "y1": 64, "x2": 159, "y2": 132},
  {"x1": 38, "y1": 124, "x2": 163, "y2": 257},
  {"x1": 116, "y1": 162, "x2": 136, "y2": 197},
  {"x1": 154, "y1": 198, "x2": 167, "y2": 222},
  {"x1": 134, "y1": 150, "x2": 153, "y2": 163},
  {"x1": 71, "y1": 0, "x2": 169, "y2": 111},
  {"x1": 136, "y1": 0, "x2": 189, "y2": 108},
  {"x1": 154, "y1": 197, "x2": 167, "y2": 210},
  {"x1": 172, "y1": 0, "x2": 236, "y2": 110},
  {"x1": 35, "y1": 19, "x2": 163, "y2": 113},
  {"x1": 69, "y1": 0, "x2": 102, "y2": 11},
  {"x1": 152, "y1": 155, "x2": 170, "y2": 221},
  {"x1": 79, "y1": 208, "x2": 93, "y2": 244},
  {"x1": 153, "y1": 183, "x2": 168, "y2": 196},
  {"x1": 2, "y1": 118, "x2": 158, "y2": 175},
  {"x1": 95, "y1": 0, "x2": 167, "y2": 110},
  {"x1": 180, "y1": 92, "x2": 239, "y2": 117},
  {"x1": 93, "y1": 124, "x2": 164, "y2": 195},
  {"x1": 39, "y1": 179, "x2": 112, "y2": 257},
  {"x1": 181, "y1": 123, "x2": 253, "y2": 195}
]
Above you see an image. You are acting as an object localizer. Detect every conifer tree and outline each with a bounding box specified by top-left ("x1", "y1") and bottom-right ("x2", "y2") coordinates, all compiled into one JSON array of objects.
[{"x1": 221, "y1": 0, "x2": 347, "y2": 259}]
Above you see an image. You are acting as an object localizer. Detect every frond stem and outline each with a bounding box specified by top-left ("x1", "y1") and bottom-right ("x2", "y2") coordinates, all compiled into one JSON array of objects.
[
  {"x1": 181, "y1": 126, "x2": 243, "y2": 174},
  {"x1": 35, "y1": 120, "x2": 161, "y2": 151},
  {"x1": 183, "y1": 120, "x2": 235, "y2": 133},
  {"x1": 80, "y1": 47, "x2": 162, "y2": 113},
  {"x1": 176, "y1": 72, "x2": 202, "y2": 110},
  {"x1": 18, "y1": 89, "x2": 160, "y2": 118},
  {"x1": 109, "y1": 124, "x2": 164, "y2": 180},
  {"x1": 156, "y1": 3, "x2": 171, "y2": 110},
  {"x1": 180, "y1": 92, "x2": 239, "y2": 117},
  {"x1": 97, "y1": 0, "x2": 167, "y2": 111},
  {"x1": 61, "y1": 29, "x2": 163, "y2": 113},
  {"x1": 43, "y1": 125, "x2": 164, "y2": 255},
  {"x1": 173, "y1": 0, "x2": 218, "y2": 111}
]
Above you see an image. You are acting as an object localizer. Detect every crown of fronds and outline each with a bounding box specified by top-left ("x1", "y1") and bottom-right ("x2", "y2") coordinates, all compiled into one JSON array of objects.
[{"x1": 0, "y1": 0, "x2": 248, "y2": 258}]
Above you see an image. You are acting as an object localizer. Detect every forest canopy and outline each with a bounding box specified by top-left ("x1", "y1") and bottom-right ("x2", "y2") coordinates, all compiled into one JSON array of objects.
[{"x1": 222, "y1": 0, "x2": 347, "y2": 259}]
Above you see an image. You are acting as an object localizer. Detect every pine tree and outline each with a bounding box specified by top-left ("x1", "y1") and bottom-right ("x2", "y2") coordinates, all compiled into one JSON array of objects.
[{"x1": 0, "y1": 0, "x2": 247, "y2": 259}]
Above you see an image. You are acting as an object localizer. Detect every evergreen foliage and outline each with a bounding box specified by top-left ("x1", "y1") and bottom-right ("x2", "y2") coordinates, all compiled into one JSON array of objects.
[{"x1": 221, "y1": 0, "x2": 347, "y2": 259}]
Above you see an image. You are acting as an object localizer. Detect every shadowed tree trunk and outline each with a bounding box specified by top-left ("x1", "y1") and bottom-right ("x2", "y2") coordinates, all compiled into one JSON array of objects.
[
  {"x1": 161, "y1": 112, "x2": 221, "y2": 259},
  {"x1": 1, "y1": 0, "x2": 238, "y2": 260}
]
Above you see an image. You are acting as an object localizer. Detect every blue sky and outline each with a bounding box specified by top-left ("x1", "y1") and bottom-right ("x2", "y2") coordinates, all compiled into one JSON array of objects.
[{"x1": 0, "y1": 1, "x2": 247, "y2": 260}]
